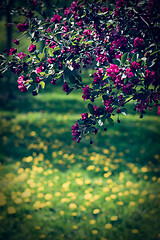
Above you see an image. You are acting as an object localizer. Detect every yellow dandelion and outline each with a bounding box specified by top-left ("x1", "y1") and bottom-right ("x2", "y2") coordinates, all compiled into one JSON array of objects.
[
  {"x1": 62, "y1": 181, "x2": 71, "y2": 189},
  {"x1": 104, "y1": 166, "x2": 109, "y2": 171},
  {"x1": 45, "y1": 201, "x2": 51, "y2": 206},
  {"x1": 112, "y1": 187, "x2": 119, "y2": 193},
  {"x1": 111, "y1": 216, "x2": 118, "y2": 221},
  {"x1": 124, "y1": 191, "x2": 129, "y2": 196},
  {"x1": 105, "y1": 196, "x2": 111, "y2": 201},
  {"x1": 60, "y1": 211, "x2": 64, "y2": 215},
  {"x1": 14, "y1": 198, "x2": 22, "y2": 204},
  {"x1": 92, "y1": 230, "x2": 98, "y2": 234},
  {"x1": 103, "y1": 149, "x2": 109, "y2": 154},
  {"x1": 149, "y1": 194, "x2": 155, "y2": 199},
  {"x1": 69, "y1": 203, "x2": 77, "y2": 209},
  {"x1": 86, "y1": 165, "x2": 95, "y2": 171},
  {"x1": 105, "y1": 223, "x2": 112, "y2": 229},
  {"x1": 72, "y1": 225, "x2": 78, "y2": 229},
  {"x1": 118, "y1": 192, "x2": 123, "y2": 197},
  {"x1": 129, "y1": 201, "x2": 136, "y2": 206},
  {"x1": 152, "y1": 176, "x2": 157, "y2": 181},
  {"x1": 132, "y1": 229, "x2": 139, "y2": 234},
  {"x1": 103, "y1": 187, "x2": 110, "y2": 192},
  {"x1": 104, "y1": 172, "x2": 112, "y2": 178},
  {"x1": 24, "y1": 198, "x2": 30, "y2": 202},
  {"x1": 37, "y1": 193, "x2": 44, "y2": 198},
  {"x1": 35, "y1": 226, "x2": 41, "y2": 230},
  {"x1": 110, "y1": 194, "x2": 117, "y2": 199},
  {"x1": 44, "y1": 194, "x2": 52, "y2": 200},
  {"x1": 21, "y1": 188, "x2": 31, "y2": 198},
  {"x1": 93, "y1": 209, "x2": 100, "y2": 214},
  {"x1": 26, "y1": 214, "x2": 32, "y2": 219},
  {"x1": 17, "y1": 168, "x2": 24, "y2": 174},
  {"x1": 7, "y1": 207, "x2": 16, "y2": 214},
  {"x1": 40, "y1": 234, "x2": 46, "y2": 239},
  {"x1": 117, "y1": 201, "x2": 123, "y2": 206},
  {"x1": 138, "y1": 198, "x2": 145, "y2": 203},
  {"x1": 85, "y1": 179, "x2": 91, "y2": 184},
  {"x1": 126, "y1": 181, "x2": 133, "y2": 187},
  {"x1": 90, "y1": 219, "x2": 96, "y2": 225},
  {"x1": 33, "y1": 201, "x2": 41, "y2": 210},
  {"x1": 141, "y1": 166, "x2": 148, "y2": 173},
  {"x1": 72, "y1": 212, "x2": 77, "y2": 216},
  {"x1": 55, "y1": 192, "x2": 61, "y2": 197},
  {"x1": 75, "y1": 178, "x2": 83, "y2": 185},
  {"x1": 84, "y1": 193, "x2": 92, "y2": 200},
  {"x1": 80, "y1": 205, "x2": 86, "y2": 211}
]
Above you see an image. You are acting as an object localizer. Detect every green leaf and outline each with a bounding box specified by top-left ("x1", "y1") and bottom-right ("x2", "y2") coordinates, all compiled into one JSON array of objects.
[
  {"x1": 53, "y1": 46, "x2": 60, "y2": 52},
  {"x1": 31, "y1": 72, "x2": 37, "y2": 81},
  {"x1": 69, "y1": 74, "x2": 77, "y2": 84},
  {"x1": 39, "y1": 81, "x2": 45, "y2": 89},
  {"x1": 121, "y1": 108, "x2": 128, "y2": 115},
  {"x1": 38, "y1": 53, "x2": 44, "y2": 61},
  {"x1": 112, "y1": 58, "x2": 121, "y2": 66},
  {"x1": 88, "y1": 103, "x2": 95, "y2": 115},
  {"x1": 121, "y1": 52, "x2": 128, "y2": 65},
  {"x1": 131, "y1": 53, "x2": 138, "y2": 63},
  {"x1": 75, "y1": 73, "x2": 82, "y2": 82},
  {"x1": 107, "y1": 118, "x2": 114, "y2": 126},
  {"x1": 48, "y1": 48, "x2": 54, "y2": 56}
]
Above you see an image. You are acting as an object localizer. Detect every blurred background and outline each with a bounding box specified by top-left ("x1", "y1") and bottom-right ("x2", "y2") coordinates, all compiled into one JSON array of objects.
[{"x1": 0, "y1": 1, "x2": 160, "y2": 240}]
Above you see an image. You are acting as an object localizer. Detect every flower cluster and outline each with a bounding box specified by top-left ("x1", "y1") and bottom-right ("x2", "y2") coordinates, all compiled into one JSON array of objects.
[{"x1": 0, "y1": 0, "x2": 159, "y2": 143}]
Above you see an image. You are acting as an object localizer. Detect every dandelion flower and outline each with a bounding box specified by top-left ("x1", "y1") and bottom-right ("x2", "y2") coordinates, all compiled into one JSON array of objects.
[
  {"x1": 92, "y1": 230, "x2": 98, "y2": 234},
  {"x1": 111, "y1": 216, "x2": 118, "y2": 221},
  {"x1": 44, "y1": 193, "x2": 52, "y2": 200},
  {"x1": 72, "y1": 225, "x2": 78, "y2": 229},
  {"x1": 69, "y1": 203, "x2": 77, "y2": 209},
  {"x1": 7, "y1": 207, "x2": 16, "y2": 214},
  {"x1": 14, "y1": 198, "x2": 22, "y2": 204},
  {"x1": 129, "y1": 201, "x2": 136, "y2": 206},
  {"x1": 90, "y1": 219, "x2": 96, "y2": 224},
  {"x1": 105, "y1": 223, "x2": 112, "y2": 229},
  {"x1": 93, "y1": 209, "x2": 100, "y2": 214},
  {"x1": 132, "y1": 229, "x2": 139, "y2": 234}
]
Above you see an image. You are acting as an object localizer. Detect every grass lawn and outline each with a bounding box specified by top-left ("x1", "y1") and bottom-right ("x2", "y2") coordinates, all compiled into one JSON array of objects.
[{"x1": 0, "y1": 76, "x2": 160, "y2": 240}]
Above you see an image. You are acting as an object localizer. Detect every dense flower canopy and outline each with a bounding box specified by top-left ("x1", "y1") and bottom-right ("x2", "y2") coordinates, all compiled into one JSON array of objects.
[{"x1": 0, "y1": 0, "x2": 160, "y2": 143}]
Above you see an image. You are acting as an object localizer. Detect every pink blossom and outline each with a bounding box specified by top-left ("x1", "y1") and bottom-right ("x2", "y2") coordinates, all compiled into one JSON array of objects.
[
  {"x1": 51, "y1": 15, "x2": 62, "y2": 23},
  {"x1": 83, "y1": 29, "x2": 92, "y2": 36},
  {"x1": 134, "y1": 37, "x2": 144, "y2": 48},
  {"x1": 9, "y1": 47, "x2": 17, "y2": 55},
  {"x1": 106, "y1": 64, "x2": 120, "y2": 78},
  {"x1": 17, "y1": 22, "x2": 29, "y2": 32},
  {"x1": 28, "y1": 44, "x2": 36, "y2": 53},
  {"x1": 17, "y1": 52, "x2": 26, "y2": 59},
  {"x1": 81, "y1": 113, "x2": 88, "y2": 120},
  {"x1": 36, "y1": 65, "x2": 44, "y2": 73},
  {"x1": 125, "y1": 68, "x2": 134, "y2": 78}
]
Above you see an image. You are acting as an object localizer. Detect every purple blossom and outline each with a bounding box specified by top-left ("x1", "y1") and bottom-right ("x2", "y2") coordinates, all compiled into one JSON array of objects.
[
  {"x1": 17, "y1": 22, "x2": 29, "y2": 32},
  {"x1": 13, "y1": 39, "x2": 19, "y2": 45},
  {"x1": 134, "y1": 37, "x2": 144, "y2": 48},
  {"x1": 28, "y1": 44, "x2": 36, "y2": 53},
  {"x1": 17, "y1": 52, "x2": 26, "y2": 59},
  {"x1": 51, "y1": 14, "x2": 62, "y2": 23},
  {"x1": 81, "y1": 113, "x2": 88, "y2": 120},
  {"x1": 82, "y1": 85, "x2": 91, "y2": 100},
  {"x1": 63, "y1": 82, "x2": 69, "y2": 92},
  {"x1": 9, "y1": 48, "x2": 17, "y2": 55}
]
